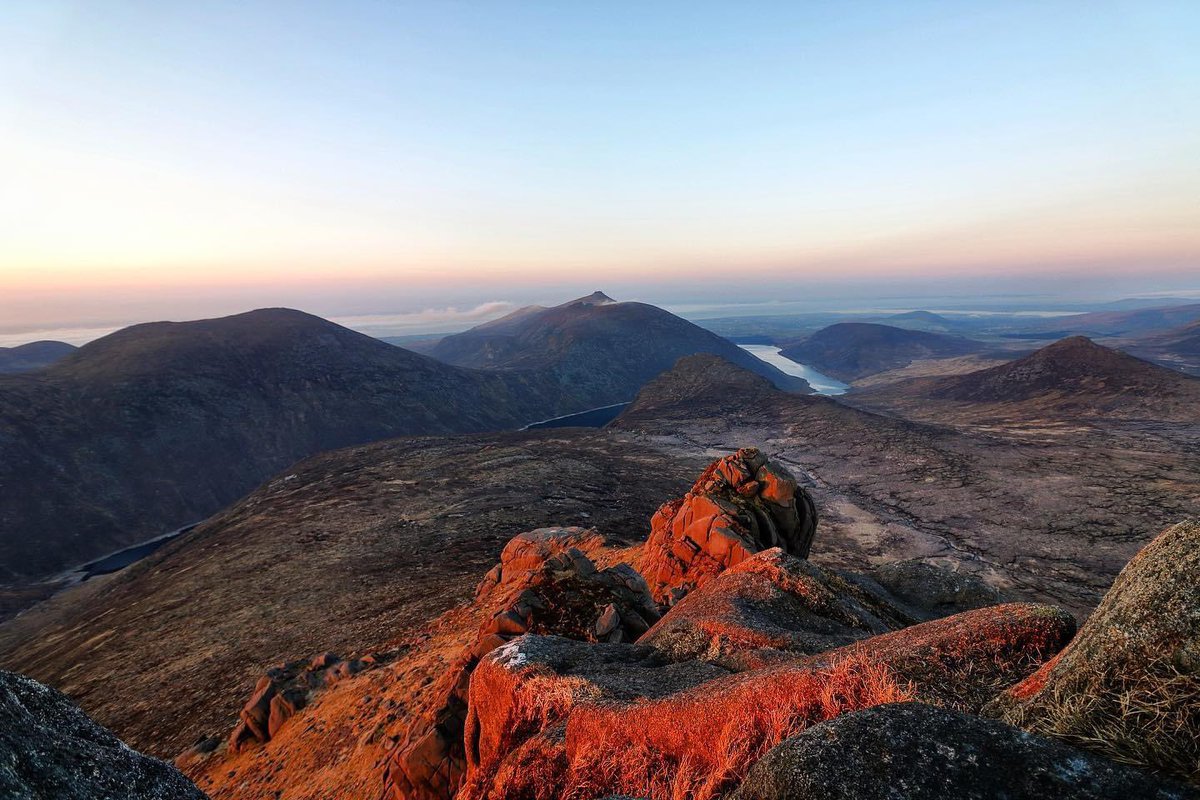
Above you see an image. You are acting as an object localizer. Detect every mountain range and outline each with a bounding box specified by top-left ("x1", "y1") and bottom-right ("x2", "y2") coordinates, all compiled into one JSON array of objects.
[
  {"x1": 426, "y1": 291, "x2": 811, "y2": 398},
  {"x1": 0, "y1": 308, "x2": 572, "y2": 582},
  {"x1": 1, "y1": 295, "x2": 1199, "y2": 800},
  {"x1": 3, "y1": 346, "x2": 1196, "y2": 798},
  {"x1": 0, "y1": 297, "x2": 809, "y2": 587}
]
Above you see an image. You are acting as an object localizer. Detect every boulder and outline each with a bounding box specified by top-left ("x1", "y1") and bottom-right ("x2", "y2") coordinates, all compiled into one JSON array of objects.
[
  {"x1": 0, "y1": 670, "x2": 208, "y2": 800},
  {"x1": 640, "y1": 548, "x2": 919, "y2": 666},
  {"x1": 865, "y1": 558, "x2": 1005, "y2": 618},
  {"x1": 228, "y1": 650, "x2": 374, "y2": 752},
  {"x1": 987, "y1": 519, "x2": 1200, "y2": 784},
  {"x1": 641, "y1": 448, "x2": 817, "y2": 605},
  {"x1": 733, "y1": 702, "x2": 1198, "y2": 800},
  {"x1": 381, "y1": 527, "x2": 662, "y2": 800},
  {"x1": 460, "y1": 602, "x2": 1074, "y2": 800}
]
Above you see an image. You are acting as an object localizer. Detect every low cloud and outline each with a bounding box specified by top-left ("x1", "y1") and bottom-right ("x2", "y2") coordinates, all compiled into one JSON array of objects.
[{"x1": 330, "y1": 301, "x2": 519, "y2": 337}]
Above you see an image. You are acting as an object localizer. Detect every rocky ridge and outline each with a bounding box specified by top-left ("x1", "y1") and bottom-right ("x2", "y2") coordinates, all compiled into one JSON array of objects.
[{"x1": 164, "y1": 448, "x2": 1200, "y2": 800}]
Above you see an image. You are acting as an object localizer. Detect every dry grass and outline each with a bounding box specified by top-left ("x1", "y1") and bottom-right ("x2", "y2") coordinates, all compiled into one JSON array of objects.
[
  {"x1": 550, "y1": 654, "x2": 914, "y2": 800},
  {"x1": 1001, "y1": 654, "x2": 1200, "y2": 783}
]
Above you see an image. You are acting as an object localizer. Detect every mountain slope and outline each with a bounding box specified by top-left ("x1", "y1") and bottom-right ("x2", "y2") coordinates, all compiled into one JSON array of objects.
[
  {"x1": 0, "y1": 308, "x2": 570, "y2": 581},
  {"x1": 1125, "y1": 320, "x2": 1200, "y2": 376},
  {"x1": 428, "y1": 291, "x2": 811, "y2": 400},
  {"x1": 1023, "y1": 303, "x2": 1200, "y2": 337},
  {"x1": 0, "y1": 341, "x2": 77, "y2": 373},
  {"x1": 853, "y1": 336, "x2": 1200, "y2": 422},
  {"x1": 779, "y1": 322, "x2": 986, "y2": 381},
  {"x1": 0, "y1": 429, "x2": 704, "y2": 757},
  {"x1": 877, "y1": 310, "x2": 959, "y2": 333}
]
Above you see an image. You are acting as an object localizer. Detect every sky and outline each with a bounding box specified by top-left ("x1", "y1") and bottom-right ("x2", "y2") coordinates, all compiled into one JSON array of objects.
[{"x1": 1, "y1": 1, "x2": 1198, "y2": 339}]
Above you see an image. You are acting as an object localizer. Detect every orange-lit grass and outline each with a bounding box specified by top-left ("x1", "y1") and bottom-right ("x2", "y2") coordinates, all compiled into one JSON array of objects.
[
  {"x1": 556, "y1": 654, "x2": 913, "y2": 800},
  {"x1": 467, "y1": 603, "x2": 1074, "y2": 800}
]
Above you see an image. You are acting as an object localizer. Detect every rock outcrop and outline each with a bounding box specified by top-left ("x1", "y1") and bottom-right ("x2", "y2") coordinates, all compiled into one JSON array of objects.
[
  {"x1": 988, "y1": 519, "x2": 1200, "y2": 783},
  {"x1": 0, "y1": 669, "x2": 208, "y2": 800},
  {"x1": 381, "y1": 527, "x2": 661, "y2": 800},
  {"x1": 461, "y1": 603, "x2": 1074, "y2": 800},
  {"x1": 640, "y1": 448, "x2": 817, "y2": 605},
  {"x1": 229, "y1": 651, "x2": 380, "y2": 752},
  {"x1": 640, "y1": 549, "x2": 918, "y2": 666},
  {"x1": 733, "y1": 702, "x2": 1198, "y2": 800}
]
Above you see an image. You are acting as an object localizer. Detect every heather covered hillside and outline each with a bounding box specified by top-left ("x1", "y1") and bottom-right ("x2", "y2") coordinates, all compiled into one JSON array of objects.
[{"x1": 0, "y1": 309, "x2": 569, "y2": 582}]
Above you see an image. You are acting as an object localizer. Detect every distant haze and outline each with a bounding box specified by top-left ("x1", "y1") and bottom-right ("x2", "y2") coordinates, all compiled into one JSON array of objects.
[{"x1": 1, "y1": 2, "x2": 1197, "y2": 334}]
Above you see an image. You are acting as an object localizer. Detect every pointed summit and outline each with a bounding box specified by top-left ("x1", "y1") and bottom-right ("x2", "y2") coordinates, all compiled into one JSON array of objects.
[{"x1": 563, "y1": 291, "x2": 616, "y2": 307}]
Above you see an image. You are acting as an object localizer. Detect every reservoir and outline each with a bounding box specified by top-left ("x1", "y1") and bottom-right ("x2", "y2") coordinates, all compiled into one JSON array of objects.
[
  {"x1": 522, "y1": 402, "x2": 630, "y2": 430},
  {"x1": 75, "y1": 524, "x2": 197, "y2": 581},
  {"x1": 739, "y1": 345, "x2": 849, "y2": 396}
]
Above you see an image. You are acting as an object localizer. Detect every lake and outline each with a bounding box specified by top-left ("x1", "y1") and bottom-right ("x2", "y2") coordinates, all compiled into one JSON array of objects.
[
  {"x1": 739, "y1": 344, "x2": 848, "y2": 395},
  {"x1": 75, "y1": 524, "x2": 198, "y2": 581},
  {"x1": 522, "y1": 402, "x2": 631, "y2": 430}
]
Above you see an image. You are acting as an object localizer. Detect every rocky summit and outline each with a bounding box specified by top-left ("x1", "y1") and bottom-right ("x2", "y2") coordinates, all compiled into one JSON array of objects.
[{"x1": 640, "y1": 447, "x2": 817, "y2": 605}]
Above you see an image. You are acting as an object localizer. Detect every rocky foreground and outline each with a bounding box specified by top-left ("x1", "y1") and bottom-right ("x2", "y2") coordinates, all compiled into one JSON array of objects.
[
  {"x1": 162, "y1": 448, "x2": 1195, "y2": 800},
  {"x1": 2, "y1": 446, "x2": 1198, "y2": 798}
]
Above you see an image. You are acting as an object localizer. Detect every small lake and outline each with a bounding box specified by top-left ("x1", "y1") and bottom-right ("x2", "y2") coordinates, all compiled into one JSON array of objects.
[
  {"x1": 75, "y1": 524, "x2": 197, "y2": 581},
  {"x1": 739, "y1": 345, "x2": 849, "y2": 396},
  {"x1": 522, "y1": 402, "x2": 631, "y2": 430}
]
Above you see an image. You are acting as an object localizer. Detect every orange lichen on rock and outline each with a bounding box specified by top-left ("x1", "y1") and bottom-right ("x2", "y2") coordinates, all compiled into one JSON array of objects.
[
  {"x1": 461, "y1": 602, "x2": 1075, "y2": 800},
  {"x1": 640, "y1": 447, "x2": 817, "y2": 606}
]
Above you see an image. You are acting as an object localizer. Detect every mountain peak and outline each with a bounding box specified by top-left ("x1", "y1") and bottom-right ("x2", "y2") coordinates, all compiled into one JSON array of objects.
[
  {"x1": 563, "y1": 291, "x2": 616, "y2": 308},
  {"x1": 924, "y1": 335, "x2": 1199, "y2": 408}
]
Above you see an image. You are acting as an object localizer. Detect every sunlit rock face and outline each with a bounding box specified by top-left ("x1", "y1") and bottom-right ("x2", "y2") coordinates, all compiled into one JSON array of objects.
[
  {"x1": 380, "y1": 527, "x2": 660, "y2": 800},
  {"x1": 640, "y1": 447, "x2": 818, "y2": 606},
  {"x1": 459, "y1": 603, "x2": 1074, "y2": 800},
  {"x1": 639, "y1": 548, "x2": 917, "y2": 667}
]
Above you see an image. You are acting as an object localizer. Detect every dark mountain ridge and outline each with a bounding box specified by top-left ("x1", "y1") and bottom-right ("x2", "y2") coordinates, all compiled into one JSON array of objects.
[
  {"x1": 0, "y1": 308, "x2": 571, "y2": 582},
  {"x1": 429, "y1": 291, "x2": 811, "y2": 400},
  {"x1": 779, "y1": 322, "x2": 986, "y2": 381},
  {"x1": 0, "y1": 340, "x2": 77, "y2": 373}
]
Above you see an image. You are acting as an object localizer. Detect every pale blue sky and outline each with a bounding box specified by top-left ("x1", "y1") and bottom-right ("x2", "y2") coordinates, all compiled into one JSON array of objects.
[{"x1": 1, "y1": 1, "x2": 1197, "y2": 331}]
